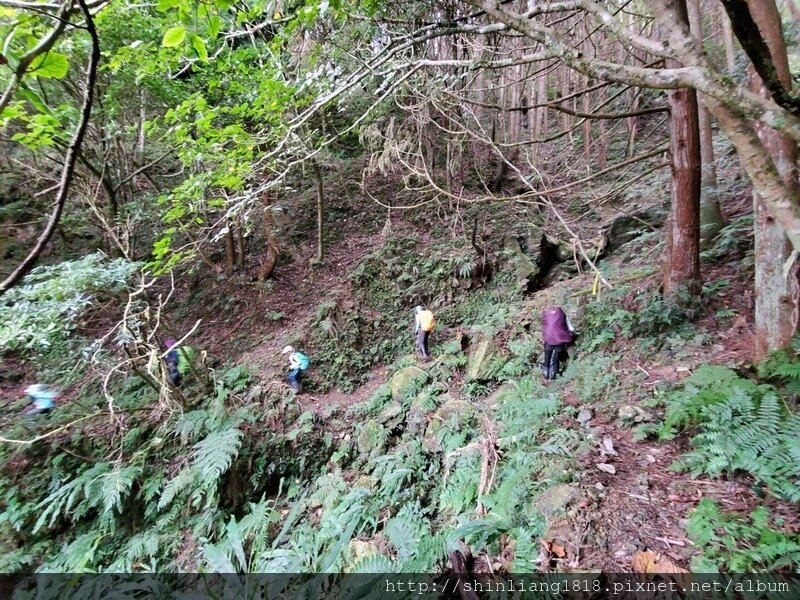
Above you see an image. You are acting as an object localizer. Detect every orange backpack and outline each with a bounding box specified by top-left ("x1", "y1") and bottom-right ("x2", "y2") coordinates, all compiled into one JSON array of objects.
[{"x1": 418, "y1": 310, "x2": 436, "y2": 332}]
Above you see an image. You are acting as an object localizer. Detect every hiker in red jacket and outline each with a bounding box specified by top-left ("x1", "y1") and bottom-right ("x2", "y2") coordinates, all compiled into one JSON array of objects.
[{"x1": 541, "y1": 306, "x2": 577, "y2": 380}]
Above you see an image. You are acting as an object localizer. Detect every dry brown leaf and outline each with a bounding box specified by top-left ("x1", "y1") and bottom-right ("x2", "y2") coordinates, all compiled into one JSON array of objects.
[
  {"x1": 632, "y1": 550, "x2": 690, "y2": 587},
  {"x1": 550, "y1": 542, "x2": 566, "y2": 558}
]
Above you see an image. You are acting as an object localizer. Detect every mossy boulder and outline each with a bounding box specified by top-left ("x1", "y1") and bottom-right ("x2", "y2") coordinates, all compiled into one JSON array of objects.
[
  {"x1": 533, "y1": 484, "x2": 580, "y2": 520},
  {"x1": 466, "y1": 339, "x2": 503, "y2": 381},
  {"x1": 503, "y1": 236, "x2": 539, "y2": 293},
  {"x1": 485, "y1": 383, "x2": 514, "y2": 409},
  {"x1": 423, "y1": 396, "x2": 476, "y2": 452},
  {"x1": 606, "y1": 206, "x2": 668, "y2": 251},
  {"x1": 377, "y1": 400, "x2": 405, "y2": 429},
  {"x1": 388, "y1": 366, "x2": 427, "y2": 401},
  {"x1": 356, "y1": 420, "x2": 387, "y2": 459}
]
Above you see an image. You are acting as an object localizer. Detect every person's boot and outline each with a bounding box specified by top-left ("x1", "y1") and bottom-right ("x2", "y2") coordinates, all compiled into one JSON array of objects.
[{"x1": 540, "y1": 362, "x2": 549, "y2": 379}]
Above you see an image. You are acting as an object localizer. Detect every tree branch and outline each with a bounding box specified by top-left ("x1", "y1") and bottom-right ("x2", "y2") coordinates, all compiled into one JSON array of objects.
[
  {"x1": 719, "y1": 0, "x2": 800, "y2": 115},
  {"x1": 0, "y1": 0, "x2": 100, "y2": 296}
]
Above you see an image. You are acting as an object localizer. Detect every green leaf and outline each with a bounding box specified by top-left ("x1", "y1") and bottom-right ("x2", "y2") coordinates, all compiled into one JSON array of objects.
[
  {"x1": 28, "y1": 52, "x2": 69, "y2": 79},
  {"x1": 162, "y1": 26, "x2": 187, "y2": 48},
  {"x1": 191, "y1": 35, "x2": 208, "y2": 62},
  {"x1": 226, "y1": 517, "x2": 247, "y2": 571},
  {"x1": 207, "y1": 15, "x2": 223, "y2": 39}
]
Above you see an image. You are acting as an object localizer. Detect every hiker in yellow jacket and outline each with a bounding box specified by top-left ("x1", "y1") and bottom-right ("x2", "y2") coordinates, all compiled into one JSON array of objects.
[{"x1": 414, "y1": 305, "x2": 436, "y2": 360}]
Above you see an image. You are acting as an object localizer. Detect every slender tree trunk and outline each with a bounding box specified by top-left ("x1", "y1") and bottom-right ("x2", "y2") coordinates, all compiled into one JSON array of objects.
[
  {"x1": 313, "y1": 160, "x2": 325, "y2": 262},
  {"x1": 664, "y1": 0, "x2": 702, "y2": 300},
  {"x1": 626, "y1": 89, "x2": 640, "y2": 157},
  {"x1": 748, "y1": 0, "x2": 800, "y2": 359},
  {"x1": 688, "y1": 0, "x2": 725, "y2": 248},
  {"x1": 597, "y1": 84, "x2": 608, "y2": 169},
  {"x1": 721, "y1": 7, "x2": 737, "y2": 73},
  {"x1": 235, "y1": 215, "x2": 245, "y2": 270},
  {"x1": 536, "y1": 68, "x2": 548, "y2": 138},
  {"x1": 257, "y1": 194, "x2": 279, "y2": 280},
  {"x1": 224, "y1": 218, "x2": 236, "y2": 272}
]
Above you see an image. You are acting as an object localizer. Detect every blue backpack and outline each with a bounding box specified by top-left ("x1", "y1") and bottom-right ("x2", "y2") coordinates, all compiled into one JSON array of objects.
[{"x1": 296, "y1": 352, "x2": 310, "y2": 370}]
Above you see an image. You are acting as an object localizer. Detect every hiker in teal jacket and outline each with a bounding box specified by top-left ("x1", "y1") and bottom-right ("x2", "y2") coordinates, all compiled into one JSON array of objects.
[{"x1": 282, "y1": 345, "x2": 310, "y2": 392}]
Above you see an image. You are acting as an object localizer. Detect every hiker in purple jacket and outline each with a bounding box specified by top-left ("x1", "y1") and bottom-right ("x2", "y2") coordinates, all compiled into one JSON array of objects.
[{"x1": 541, "y1": 306, "x2": 577, "y2": 380}]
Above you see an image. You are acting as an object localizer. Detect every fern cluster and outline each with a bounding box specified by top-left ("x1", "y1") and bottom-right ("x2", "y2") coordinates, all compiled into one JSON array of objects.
[
  {"x1": 661, "y1": 365, "x2": 800, "y2": 502},
  {"x1": 687, "y1": 499, "x2": 800, "y2": 572}
]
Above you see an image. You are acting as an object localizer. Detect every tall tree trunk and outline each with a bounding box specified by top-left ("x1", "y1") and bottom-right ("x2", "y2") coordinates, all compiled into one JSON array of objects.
[
  {"x1": 224, "y1": 218, "x2": 237, "y2": 272},
  {"x1": 597, "y1": 84, "x2": 608, "y2": 170},
  {"x1": 536, "y1": 68, "x2": 548, "y2": 137},
  {"x1": 257, "y1": 194, "x2": 279, "y2": 280},
  {"x1": 625, "y1": 89, "x2": 640, "y2": 158},
  {"x1": 688, "y1": 0, "x2": 725, "y2": 248},
  {"x1": 664, "y1": 0, "x2": 702, "y2": 300},
  {"x1": 721, "y1": 6, "x2": 737, "y2": 73},
  {"x1": 313, "y1": 160, "x2": 325, "y2": 262},
  {"x1": 235, "y1": 215, "x2": 245, "y2": 270},
  {"x1": 748, "y1": 0, "x2": 800, "y2": 359}
]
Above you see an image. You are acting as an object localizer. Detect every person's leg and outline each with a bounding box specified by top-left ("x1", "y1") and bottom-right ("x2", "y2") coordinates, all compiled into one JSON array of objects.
[
  {"x1": 559, "y1": 346, "x2": 570, "y2": 374},
  {"x1": 25, "y1": 406, "x2": 43, "y2": 417},
  {"x1": 288, "y1": 368, "x2": 301, "y2": 392},
  {"x1": 548, "y1": 345, "x2": 563, "y2": 380},
  {"x1": 422, "y1": 330, "x2": 430, "y2": 359},
  {"x1": 542, "y1": 344, "x2": 553, "y2": 378},
  {"x1": 416, "y1": 329, "x2": 428, "y2": 358}
]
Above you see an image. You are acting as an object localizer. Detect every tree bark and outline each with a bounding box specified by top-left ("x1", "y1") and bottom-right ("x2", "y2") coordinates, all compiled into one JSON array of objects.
[
  {"x1": 224, "y1": 218, "x2": 237, "y2": 272},
  {"x1": 257, "y1": 195, "x2": 279, "y2": 280},
  {"x1": 0, "y1": 0, "x2": 100, "y2": 296},
  {"x1": 663, "y1": 0, "x2": 702, "y2": 300},
  {"x1": 313, "y1": 160, "x2": 325, "y2": 262},
  {"x1": 748, "y1": 0, "x2": 800, "y2": 359},
  {"x1": 688, "y1": 0, "x2": 725, "y2": 248}
]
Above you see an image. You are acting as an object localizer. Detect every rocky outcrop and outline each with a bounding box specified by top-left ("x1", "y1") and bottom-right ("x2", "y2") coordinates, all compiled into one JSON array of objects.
[{"x1": 466, "y1": 339, "x2": 504, "y2": 381}]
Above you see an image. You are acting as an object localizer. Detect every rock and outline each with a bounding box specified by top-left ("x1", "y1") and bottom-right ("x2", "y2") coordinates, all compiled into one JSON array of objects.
[
  {"x1": 486, "y1": 383, "x2": 514, "y2": 408},
  {"x1": 388, "y1": 366, "x2": 427, "y2": 402},
  {"x1": 594, "y1": 482, "x2": 605, "y2": 490},
  {"x1": 617, "y1": 404, "x2": 655, "y2": 425},
  {"x1": 348, "y1": 539, "x2": 381, "y2": 562},
  {"x1": 466, "y1": 339, "x2": 504, "y2": 382},
  {"x1": 356, "y1": 420, "x2": 387, "y2": 459},
  {"x1": 605, "y1": 206, "x2": 668, "y2": 251},
  {"x1": 577, "y1": 408, "x2": 593, "y2": 426},
  {"x1": 596, "y1": 463, "x2": 616, "y2": 475},
  {"x1": 600, "y1": 437, "x2": 618, "y2": 456},
  {"x1": 533, "y1": 484, "x2": 580, "y2": 519},
  {"x1": 376, "y1": 400, "x2": 404, "y2": 427},
  {"x1": 503, "y1": 235, "x2": 540, "y2": 293},
  {"x1": 423, "y1": 397, "x2": 476, "y2": 452}
]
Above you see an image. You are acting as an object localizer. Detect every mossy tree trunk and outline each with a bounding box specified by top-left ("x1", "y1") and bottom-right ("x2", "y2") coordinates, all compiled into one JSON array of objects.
[{"x1": 747, "y1": 0, "x2": 800, "y2": 359}]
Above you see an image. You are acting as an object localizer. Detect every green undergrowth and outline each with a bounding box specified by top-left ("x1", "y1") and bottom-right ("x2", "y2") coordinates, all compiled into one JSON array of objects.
[
  {"x1": 0, "y1": 331, "x2": 589, "y2": 576},
  {"x1": 306, "y1": 234, "x2": 524, "y2": 392},
  {"x1": 636, "y1": 347, "x2": 800, "y2": 572}
]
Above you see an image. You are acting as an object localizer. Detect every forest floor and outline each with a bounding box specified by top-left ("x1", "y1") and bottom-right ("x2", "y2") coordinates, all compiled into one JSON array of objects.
[
  {"x1": 155, "y1": 204, "x2": 800, "y2": 573},
  {"x1": 5, "y1": 157, "x2": 794, "y2": 574}
]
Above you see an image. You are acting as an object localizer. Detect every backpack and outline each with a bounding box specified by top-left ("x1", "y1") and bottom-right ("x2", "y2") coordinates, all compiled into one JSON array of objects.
[
  {"x1": 296, "y1": 352, "x2": 310, "y2": 370},
  {"x1": 418, "y1": 310, "x2": 436, "y2": 332}
]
